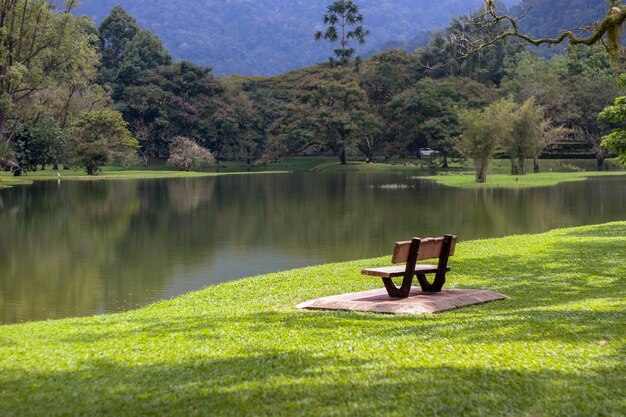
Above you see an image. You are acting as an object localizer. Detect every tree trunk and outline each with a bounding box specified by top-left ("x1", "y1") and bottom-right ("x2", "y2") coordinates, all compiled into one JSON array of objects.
[
  {"x1": 53, "y1": 163, "x2": 59, "y2": 170},
  {"x1": 476, "y1": 161, "x2": 488, "y2": 183},
  {"x1": 518, "y1": 157, "x2": 526, "y2": 175},
  {"x1": 339, "y1": 146, "x2": 347, "y2": 165},
  {"x1": 597, "y1": 155, "x2": 605, "y2": 171},
  {"x1": 533, "y1": 158, "x2": 540, "y2": 173},
  {"x1": 441, "y1": 152, "x2": 449, "y2": 169},
  {"x1": 0, "y1": 116, "x2": 6, "y2": 144},
  {"x1": 41, "y1": 164, "x2": 46, "y2": 171},
  {"x1": 510, "y1": 159, "x2": 518, "y2": 175}
]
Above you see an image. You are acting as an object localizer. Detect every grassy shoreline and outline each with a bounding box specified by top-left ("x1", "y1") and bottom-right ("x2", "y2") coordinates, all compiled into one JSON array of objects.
[
  {"x1": 0, "y1": 157, "x2": 626, "y2": 189},
  {"x1": 0, "y1": 167, "x2": 289, "y2": 189},
  {"x1": 2, "y1": 157, "x2": 624, "y2": 190},
  {"x1": 423, "y1": 171, "x2": 626, "y2": 188},
  {"x1": 1, "y1": 222, "x2": 624, "y2": 416}
]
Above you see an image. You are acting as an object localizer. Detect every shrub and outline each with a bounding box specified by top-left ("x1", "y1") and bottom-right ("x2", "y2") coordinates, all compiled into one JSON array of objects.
[{"x1": 167, "y1": 136, "x2": 216, "y2": 171}]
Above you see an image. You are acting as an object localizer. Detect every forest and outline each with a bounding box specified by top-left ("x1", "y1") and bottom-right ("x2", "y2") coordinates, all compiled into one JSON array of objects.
[{"x1": 0, "y1": 0, "x2": 624, "y2": 179}]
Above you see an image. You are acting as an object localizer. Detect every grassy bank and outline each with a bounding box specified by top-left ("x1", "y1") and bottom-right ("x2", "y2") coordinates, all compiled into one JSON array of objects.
[
  {"x1": 425, "y1": 171, "x2": 626, "y2": 189},
  {"x1": 2, "y1": 158, "x2": 624, "y2": 190},
  {"x1": 1, "y1": 223, "x2": 624, "y2": 416},
  {"x1": 0, "y1": 166, "x2": 288, "y2": 190}
]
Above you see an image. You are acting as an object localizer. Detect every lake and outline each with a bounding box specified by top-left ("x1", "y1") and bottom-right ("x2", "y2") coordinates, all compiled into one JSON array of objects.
[{"x1": 1, "y1": 173, "x2": 625, "y2": 324}]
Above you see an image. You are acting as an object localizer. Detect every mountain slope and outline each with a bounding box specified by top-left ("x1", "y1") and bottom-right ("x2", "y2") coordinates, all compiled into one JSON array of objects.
[
  {"x1": 514, "y1": 0, "x2": 607, "y2": 38},
  {"x1": 77, "y1": 0, "x2": 490, "y2": 75}
]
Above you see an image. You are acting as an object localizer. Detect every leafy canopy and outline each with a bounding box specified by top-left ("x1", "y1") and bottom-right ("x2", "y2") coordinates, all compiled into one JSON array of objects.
[{"x1": 598, "y1": 75, "x2": 626, "y2": 164}]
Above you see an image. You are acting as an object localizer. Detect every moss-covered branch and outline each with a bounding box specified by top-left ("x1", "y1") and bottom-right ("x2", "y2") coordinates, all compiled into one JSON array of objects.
[{"x1": 462, "y1": 1, "x2": 626, "y2": 67}]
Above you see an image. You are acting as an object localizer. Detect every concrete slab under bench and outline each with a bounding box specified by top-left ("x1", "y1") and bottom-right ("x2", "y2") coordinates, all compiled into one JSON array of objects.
[{"x1": 296, "y1": 287, "x2": 507, "y2": 315}]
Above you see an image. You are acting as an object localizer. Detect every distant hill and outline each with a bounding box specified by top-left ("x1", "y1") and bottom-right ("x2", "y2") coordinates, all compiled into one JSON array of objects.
[
  {"x1": 76, "y1": 0, "x2": 607, "y2": 75},
  {"x1": 514, "y1": 0, "x2": 607, "y2": 38},
  {"x1": 76, "y1": 0, "x2": 494, "y2": 75}
]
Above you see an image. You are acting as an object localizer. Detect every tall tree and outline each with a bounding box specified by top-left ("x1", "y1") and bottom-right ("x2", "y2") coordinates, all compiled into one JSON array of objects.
[
  {"x1": 98, "y1": 7, "x2": 171, "y2": 100},
  {"x1": 73, "y1": 109, "x2": 138, "y2": 175},
  {"x1": 0, "y1": 1, "x2": 97, "y2": 144},
  {"x1": 502, "y1": 98, "x2": 566, "y2": 175},
  {"x1": 98, "y1": 6, "x2": 139, "y2": 83},
  {"x1": 121, "y1": 61, "x2": 222, "y2": 158},
  {"x1": 314, "y1": 0, "x2": 369, "y2": 65},
  {"x1": 459, "y1": 98, "x2": 516, "y2": 183},
  {"x1": 264, "y1": 67, "x2": 370, "y2": 164}
]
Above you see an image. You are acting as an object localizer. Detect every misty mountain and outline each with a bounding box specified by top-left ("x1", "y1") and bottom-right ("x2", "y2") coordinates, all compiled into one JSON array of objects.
[{"x1": 77, "y1": 0, "x2": 497, "y2": 75}]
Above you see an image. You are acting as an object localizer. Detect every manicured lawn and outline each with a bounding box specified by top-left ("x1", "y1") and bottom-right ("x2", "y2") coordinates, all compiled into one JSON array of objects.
[
  {"x1": 1, "y1": 223, "x2": 624, "y2": 416},
  {"x1": 425, "y1": 171, "x2": 626, "y2": 188}
]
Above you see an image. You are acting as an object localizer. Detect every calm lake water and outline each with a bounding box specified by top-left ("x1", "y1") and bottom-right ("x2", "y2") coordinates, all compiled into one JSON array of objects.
[{"x1": 1, "y1": 173, "x2": 625, "y2": 324}]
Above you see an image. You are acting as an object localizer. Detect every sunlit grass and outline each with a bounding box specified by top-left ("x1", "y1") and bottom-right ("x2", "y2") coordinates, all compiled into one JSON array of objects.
[{"x1": 1, "y1": 222, "x2": 624, "y2": 416}]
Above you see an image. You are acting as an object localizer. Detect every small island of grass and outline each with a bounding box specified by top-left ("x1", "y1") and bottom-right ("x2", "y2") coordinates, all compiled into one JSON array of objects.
[{"x1": 423, "y1": 171, "x2": 626, "y2": 189}]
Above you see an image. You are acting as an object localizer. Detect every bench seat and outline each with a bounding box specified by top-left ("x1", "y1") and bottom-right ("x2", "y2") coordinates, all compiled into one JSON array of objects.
[{"x1": 361, "y1": 264, "x2": 451, "y2": 278}]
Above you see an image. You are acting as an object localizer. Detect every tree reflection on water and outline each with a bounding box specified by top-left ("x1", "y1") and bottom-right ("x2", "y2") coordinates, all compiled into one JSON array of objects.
[{"x1": 1, "y1": 173, "x2": 625, "y2": 323}]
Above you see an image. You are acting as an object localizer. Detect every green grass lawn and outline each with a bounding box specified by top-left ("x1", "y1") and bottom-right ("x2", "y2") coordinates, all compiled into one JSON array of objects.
[
  {"x1": 0, "y1": 166, "x2": 288, "y2": 189},
  {"x1": 1, "y1": 223, "x2": 624, "y2": 416},
  {"x1": 425, "y1": 171, "x2": 626, "y2": 189}
]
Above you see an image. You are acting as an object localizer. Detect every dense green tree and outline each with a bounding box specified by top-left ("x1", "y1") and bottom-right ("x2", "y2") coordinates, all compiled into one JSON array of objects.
[
  {"x1": 114, "y1": 30, "x2": 172, "y2": 95},
  {"x1": 121, "y1": 62, "x2": 222, "y2": 157},
  {"x1": 263, "y1": 66, "x2": 374, "y2": 164},
  {"x1": 0, "y1": 1, "x2": 98, "y2": 146},
  {"x1": 211, "y1": 91, "x2": 260, "y2": 162},
  {"x1": 315, "y1": 0, "x2": 369, "y2": 65},
  {"x1": 98, "y1": 6, "x2": 171, "y2": 99},
  {"x1": 459, "y1": 97, "x2": 516, "y2": 183},
  {"x1": 98, "y1": 6, "x2": 140, "y2": 82},
  {"x1": 599, "y1": 75, "x2": 626, "y2": 164},
  {"x1": 12, "y1": 120, "x2": 66, "y2": 173},
  {"x1": 306, "y1": 68, "x2": 371, "y2": 163},
  {"x1": 501, "y1": 53, "x2": 574, "y2": 126},
  {"x1": 501, "y1": 48, "x2": 618, "y2": 167},
  {"x1": 359, "y1": 49, "x2": 414, "y2": 116},
  {"x1": 564, "y1": 47, "x2": 618, "y2": 169},
  {"x1": 73, "y1": 109, "x2": 138, "y2": 174},
  {"x1": 385, "y1": 78, "x2": 492, "y2": 165},
  {"x1": 503, "y1": 98, "x2": 566, "y2": 175}
]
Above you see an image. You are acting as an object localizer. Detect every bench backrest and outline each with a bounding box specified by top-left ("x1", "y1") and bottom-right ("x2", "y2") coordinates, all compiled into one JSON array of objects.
[{"x1": 392, "y1": 236, "x2": 457, "y2": 264}]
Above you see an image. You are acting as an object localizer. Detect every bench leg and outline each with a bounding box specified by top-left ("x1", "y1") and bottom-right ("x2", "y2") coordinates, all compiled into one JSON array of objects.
[
  {"x1": 417, "y1": 234, "x2": 452, "y2": 293},
  {"x1": 382, "y1": 274, "x2": 413, "y2": 298},
  {"x1": 416, "y1": 272, "x2": 446, "y2": 293}
]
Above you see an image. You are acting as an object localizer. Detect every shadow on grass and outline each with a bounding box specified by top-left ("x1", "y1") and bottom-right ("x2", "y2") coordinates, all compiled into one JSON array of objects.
[{"x1": 1, "y1": 351, "x2": 622, "y2": 417}]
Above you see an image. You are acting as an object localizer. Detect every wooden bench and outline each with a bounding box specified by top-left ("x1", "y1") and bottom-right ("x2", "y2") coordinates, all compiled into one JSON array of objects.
[{"x1": 361, "y1": 235, "x2": 457, "y2": 298}]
